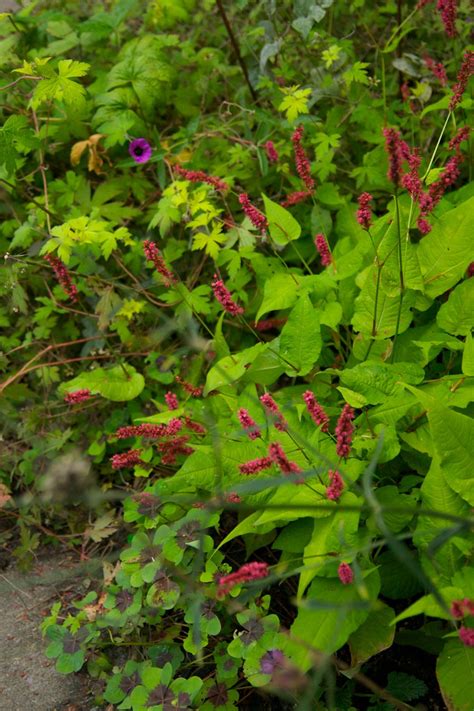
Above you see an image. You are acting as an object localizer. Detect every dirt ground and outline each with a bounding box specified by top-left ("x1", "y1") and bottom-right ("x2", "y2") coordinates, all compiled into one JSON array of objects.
[{"x1": 0, "y1": 554, "x2": 100, "y2": 711}]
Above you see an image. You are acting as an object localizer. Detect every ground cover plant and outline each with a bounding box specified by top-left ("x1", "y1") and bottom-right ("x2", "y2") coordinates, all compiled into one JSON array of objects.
[{"x1": 0, "y1": 0, "x2": 473, "y2": 708}]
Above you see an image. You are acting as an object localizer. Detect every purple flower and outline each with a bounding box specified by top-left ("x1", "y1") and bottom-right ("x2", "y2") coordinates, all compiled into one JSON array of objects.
[
  {"x1": 261, "y1": 649, "x2": 284, "y2": 675},
  {"x1": 129, "y1": 138, "x2": 152, "y2": 164}
]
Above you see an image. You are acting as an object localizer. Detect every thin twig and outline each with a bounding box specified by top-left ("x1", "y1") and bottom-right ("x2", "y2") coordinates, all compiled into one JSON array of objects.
[{"x1": 215, "y1": 0, "x2": 258, "y2": 102}]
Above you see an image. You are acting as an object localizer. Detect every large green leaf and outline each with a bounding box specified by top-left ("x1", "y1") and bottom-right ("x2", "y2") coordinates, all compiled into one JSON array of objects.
[
  {"x1": 437, "y1": 279, "x2": 474, "y2": 335},
  {"x1": 279, "y1": 294, "x2": 321, "y2": 376},
  {"x1": 417, "y1": 197, "x2": 474, "y2": 298},
  {"x1": 349, "y1": 602, "x2": 395, "y2": 668},
  {"x1": 341, "y1": 362, "x2": 424, "y2": 404},
  {"x1": 287, "y1": 570, "x2": 380, "y2": 667},
  {"x1": 204, "y1": 342, "x2": 265, "y2": 394},
  {"x1": 61, "y1": 364, "x2": 144, "y2": 401},
  {"x1": 462, "y1": 332, "x2": 474, "y2": 376},
  {"x1": 437, "y1": 640, "x2": 474, "y2": 711},
  {"x1": 262, "y1": 193, "x2": 301, "y2": 245}
]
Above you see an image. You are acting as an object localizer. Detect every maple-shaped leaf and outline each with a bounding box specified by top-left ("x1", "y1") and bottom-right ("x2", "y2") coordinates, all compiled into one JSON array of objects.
[
  {"x1": 192, "y1": 224, "x2": 227, "y2": 259},
  {"x1": 278, "y1": 85, "x2": 312, "y2": 123},
  {"x1": 31, "y1": 59, "x2": 90, "y2": 109}
]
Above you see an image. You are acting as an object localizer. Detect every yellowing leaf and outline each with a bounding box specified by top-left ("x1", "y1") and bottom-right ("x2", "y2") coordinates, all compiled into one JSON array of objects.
[{"x1": 278, "y1": 85, "x2": 312, "y2": 123}]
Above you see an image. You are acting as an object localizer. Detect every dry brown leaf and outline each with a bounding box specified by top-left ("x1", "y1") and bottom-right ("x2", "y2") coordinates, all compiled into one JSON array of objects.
[{"x1": 70, "y1": 140, "x2": 89, "y2": 166}]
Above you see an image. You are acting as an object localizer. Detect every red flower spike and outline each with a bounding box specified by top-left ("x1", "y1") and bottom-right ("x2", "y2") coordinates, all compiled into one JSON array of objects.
[
  {"x1": 239, "y1": 456, "x2": 273, "y2": 475},
  {"x1": 217, "y1": 561, "x2": 269, "y2": 597},
  {"x1": 437, "y1": 0, "x2": 457, "y2": 38},
  {"x1": 238, "y1": 408, "x2": 261, "y2": 440},
  {"x1": 314, "y1": 233, "x2": 332, "y2": 267},
  {"x1": 264, "y1": 140, "x2": 279, "y2": 163},
  {"x1": 211, "y1": 274, "x2": 244, "y2": 316},
  {"x1": 238, "y1": 193, "x2": 268, "y2": 234},
  {"x1": 291, "y1": 125, "x2": 315, "y2": 191},
  {"x1": 111, "y1": 449, "x2": 143, "y2": 470},
  {"x1": 335, "y1": 404, "x2": 355, "y2": 459},
  {"x1": 448, "y1": 126, "x2": 471, "y2": 154},
  {"x1": 44, "y1": 254, "x2": 78, "y2": 302},
  {"x1": 326, "y1": 470, "x2": 344, "y2": 501},
  {"x1": 174, "y1": 165, "x2": 229, "y2": 192},
  {"x1": 143, "y1": 240, "x2": 175, "y2": 286},
  {"x1": 268, "y1": 442, "x2": 301, "y2": 476},
  {"x1": 303, "y1": 391, "x2": 329, "y2": 432},
  {"x1": 424, "y1": 56, "x2": 448, "y2": 86},
  {"x1": 280, "y1": 190, "x2": 313, "y2": 208},
  {"x1": 338, "y1": 562, "x2": 354, "y2": 585},
  {"x1": 382, "y1": 127, "x2": 404, "y2": 187},
  {"x1": 449, "y1": 51, "x2": 474, "y2": 112},
  {"x1": 64, "y1": 389, "x2": 91, "y2": 404},
  {"x1": 459, "y1": 626, "x2": 474, "y2": 647},
  {"x1": 356, "y1": 193, "x2": 373, "y2": 230},
  {"x1": 260, "y1": 393, "x2": 288, "y2": 431},
  {"x1": 165, "y1": 392, "x2": 179, "y2": 410}
]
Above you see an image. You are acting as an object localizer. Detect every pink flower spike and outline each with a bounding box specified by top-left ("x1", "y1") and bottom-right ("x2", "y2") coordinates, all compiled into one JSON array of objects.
[
  {"x1": 268, "y1": 442, "x2": 301, "y2": 476},
  {"x1": 356, "y1": 192, "x2": 373, "y2": 230},
  {"x1": 110, "y1": 449, "x2": 143, "y2": 470},
  {"x1": 143, "y1": 240, "x2": 175, "y2": 286},
  {"x1": 424, "y1": 56, "x2": 448, "y2": 86},
  {"x1": 174, "y1": 165, "x2": 229, "y2": 192},
  {"x1": 165, "y1": 392, "x2": 179, "y2": 410},
  {"x1": 211, "y1": 274, "x2": 244, "y2": 316},
  {"x1": 44, "y1": 254, "x2": 78, "y2": 302},
  {"x1": 338, "y1": 562, "x2": 354, "y2": 585},
  {"x1": 459, "y1": 626, "x2": 474, "y2": 647},
  {"x1": 383, "y1": 127, "x2": 403, "y2": 187},
  {"x1": 264, "y1": 140, "x2": 279, "y2": 163},
  {"x1": 280, "y1": 190, "x2": 312, "y2": 208},
  {"x1": 238, "y1": 408, "x2": 261, "y2": 440},
  {"x1": 335, "y1": 403, "x2": 355, "y2": 459},
  {"x1": 226, "y1": 492, "x2": 242, "y2": 504},
  {"x1": 449, "y1": 51, "x2": 474, "y2": 112},
  {"x1": 417, "y1": 217, "x2": 432, "y2": 235},
  {"x1": 303, "y1": 391, "x2": 329, "y2": 432},
  {"x1": 260, "y1": 393, "x2": 288, "y2": 431},
  {"x1": 239, "y1": 456, "x2": 273, "y2": 475},
  {"x1": 64, "y1": 389, "x2": 91, "y2": 404},
  {"x1": 314, "y1": 233, "x2": 332, "y2": 267},
  {"x1": 326, "y1": 469, "x2": 344, "y2": 501},
  {"x1": 437, "y1": 0, "x2": 457, "y2": 38},
  {"x1": 448, "y1": 126, "x2": 471, "y2": 154},
  {"x1": 291, "y1": 125, "x2": 315, "y2": 191},
  {"x1": 238, "y1": 193, "x2": 268, "y2": 234},
  {"x1": 217, "y1": 561, "x2": 269, "y2": 597}
]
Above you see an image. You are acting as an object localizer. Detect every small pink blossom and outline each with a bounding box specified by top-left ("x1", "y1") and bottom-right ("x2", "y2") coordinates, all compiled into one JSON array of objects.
[
  {"x1": 165, "y1": 392, "x2": 179, "y2": 410},
  {"x1": 451, "y1": 598, "x2": 474, "y2": 618},
  {"x1": 239, "y1": 456, "x2": 273, "y2": 475},
  {"x1": 424, "y1": 56, "x2": 448, "y2": 86},
  {"x1": 417, "y1": 217, "x2": 432, "y2": 235},
  {"x1": 260, "y1": 393, "x2": 288, "y2": 431},
  {"x1": 264, "y1": 140, "x2": 279, "y2": 163},
  {"x1": 143, "y1": 240, "x2": 175, "y2": 286},
  {"x1": 459, "y1": 626, "x2": 474, "y2": 647},
  {"x1": 280, "y1": 190, "x2": 313, "y2": 208},
  {"x1": 437, "y1": 0, "x2": 457, "y2": 38},
  {"x1": 211, "y1": 274, "x2": 244, "y2": 316},
  {"x1": 292, "y1": 125, "x2": 315, "y2": 191},
  {"x1": 448, "y1": 126, "x2": 471, "y2": 154},
  {"x1": 338, "y1": 562, "x2": 354, "y2": 585},
  {"x1": 64, "y1": 389, "x2": 91, "y2": 404},
  {"x1": 217, "y1": 561, "x2": 269, "y2": 597},
  {"x1": 314, "y1": 233, "x2": 332, "y2": 267},
  {"x1": 44, "y1": 254, "x2": 78, "y2": 302},
  {"x1": 268, "y1": 442, "x2": 301, "y2": 476},
  {"x1": 238, "y1": 408, "x2": 261, "y2": 440},
  {"x1": 449, "y1": 51, "x2": 474, "y2": 111},
  {"x1": 175, "y1": 165, "x2": 228, "y2": 192},
  {"x1": 111, "y1": 449, "x2": 143, "y2": 470},
  {"x1": 303, "y1": 391, "x2": 329, "y2": 432},
  {"x1": 226, "y1": 492, "x2": 242, "y2": 504}
]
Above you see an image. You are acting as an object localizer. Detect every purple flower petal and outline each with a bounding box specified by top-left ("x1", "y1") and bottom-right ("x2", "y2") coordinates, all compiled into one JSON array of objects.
[{"x1": 129, "y1": 138, "x2": 152, "y2": 164}]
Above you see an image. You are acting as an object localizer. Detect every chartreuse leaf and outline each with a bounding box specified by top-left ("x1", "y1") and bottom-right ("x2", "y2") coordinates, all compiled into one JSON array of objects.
[
  {"x1": 407, "y1": 387, "x2": 474, "y2": 506},
  {"x1": 261, "y1": 194, "x2": 301, "y2": 246},
  {"x1": 279, "y1": 293, "x2": 321, "y2": 376},
  {"x1": 417, "y1": 197, "x2": 474, "y2": 298},
  {"x1": 60, "y1": 364, "x2": 144, "y2": 401},
  {"x1": 462, "y1": 332, "x2": 474, "y2": 375},
  {"x1": 30, "y1": 59, "x2": 90, "y2": 109},
  {"x1": 349, "y1": 602, "x2": 395, "y2": 668},
  {"x1": 437, "y1": 279, "x2": 474, "y2": 335},
  {"x1": 204, "y1": 342, "x2": 266, "y2": 394},
  {"x1": 287, "y1": 570, "x2": 380, "y2": 669},
  {"x1": 437, "y1": 640, "x2": 474, "y2": 711}
]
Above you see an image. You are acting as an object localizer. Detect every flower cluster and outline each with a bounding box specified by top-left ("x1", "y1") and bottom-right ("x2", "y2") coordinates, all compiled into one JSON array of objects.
[
  {"x1": 292, "y1": 125, "x2": 315, "y2": 191},
  {"x1": 281, "y1": 190, "x2": 312, "y2": 208},
  {"x1": 260, "y1": 393, "x2": 287, "y2": 431},
  {"x1": 356, "y1": 192, "x2": 373, "y2": 230},
  {"x1": 211, "y1": 274, "x2": 244, "y2": 316},
  {"x1": 255, "y1": 318, "x2": 287, "y2": 332},
  {"x1": 165, "y1": 392, "x2": 179, "y2": 410},
  {"x1": 326, "y1": 470, "x2": 344, "y2": 501},
  {"x1": 238, "y1": 408, "x2": 261, "y2": 440},
  {"x1": 449, "y1": 51, "x2": 474, "y2": 111},
  {"x1": 111, "y1": 449, "x2": 143, "y2": 470},
  {"x1": 382, "y1": 127, "x2": 406, "y2": 187},
  {"x1": 238, "y1": 193, "x2": 268, "y2": 234},
  {"x1": 158, "y1": 435, "x2": 193, "y2": 465},
  {"x1": 129, "y1": 138, "x2": 152, "y2": 164},
  {"x1": 303, "y1": 391, "x2": 329, "y2": 432},
  {"x1": 143, "y1": 240, "x2": 175, "y2": 286},
  {"x1": 437, "y1": 0, "x2": 457, "y2": 37},
  {"x1": 418, "y1": 155, "x2": 460, "y2": 232},
  {"x1": 264, "y1": 140, "x2": 279, "y2": 163},
  {"x1": 43, "y1": 254, "x2": 78, "y2": 301},
  {"x1": 174, "y1": 165, "x2": 229, "y2": 192},
  {"x1": 335, "y1": 404, "x2": 355, "y2": 459},
  {"x1": 401, "y1": 149, "x2": 423, "y2": 202},
  {"x1": 459, "y1": 627, "x2": 474, "y2": 647},
  {"x1": 64, "y1": 389, "x2": 91, "y2": 404},
  {"x1": 183, "y1": 416, "x2": 206, "y2": 435},
  {"x1": 451, "y1": 598, "x2": 474, "y2": 619},
  {"x1": 338, "y1": 562, "x2": 354, "y2": 585},
  {"x1": 217, "y1": 561, "x2": 269, "y2": 597},
  {"x1": 424, "y1": 56, "x2": 448, "y2": 86},
  {"x1": 175, "y1": 376, "x2": 202, "y2": 397},
  {"x1": 115, "y1": 420, "x2": 183, "y2": 439},
  {"x1": 314, "y1": 233, "x2": 332, "y2": 267},
  {"x1": 268, "y1": 442, "x2": 301, "y2": 476},
  {"x1": 239, "y1": 456, "x2": 273, "y2": 475},
  {"x1": 448, "y1": 126, "x2": 470, "y2": 154}
]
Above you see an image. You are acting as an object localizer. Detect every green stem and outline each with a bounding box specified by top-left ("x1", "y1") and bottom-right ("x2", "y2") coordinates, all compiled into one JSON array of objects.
[
  {"x1": 422, "y1": 111, "x2": 452, "y2": 182},
  {"x1": 391, "y1": 194, "x2": 404, "y2": 363}
]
